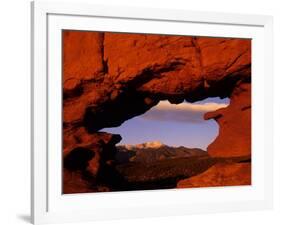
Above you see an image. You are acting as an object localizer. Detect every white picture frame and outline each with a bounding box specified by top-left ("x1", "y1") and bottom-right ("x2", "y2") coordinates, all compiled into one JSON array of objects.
[{"x1": 31, "y1": 1, "x2": 274, "y2": 224}]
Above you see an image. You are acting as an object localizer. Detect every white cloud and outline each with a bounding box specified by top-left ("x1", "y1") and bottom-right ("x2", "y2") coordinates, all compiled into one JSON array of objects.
[
  {"x1": 154, "y1": 101, "x2": 228, "y2": 112},
  {"x1": 141, "y1": 100, "x2": 228, "y2": 123}
]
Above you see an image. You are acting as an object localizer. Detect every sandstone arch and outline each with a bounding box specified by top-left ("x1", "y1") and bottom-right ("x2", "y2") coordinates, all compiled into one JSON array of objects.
[{"x1": 63, "y1": 31, "x2": 251, "y2": 192}]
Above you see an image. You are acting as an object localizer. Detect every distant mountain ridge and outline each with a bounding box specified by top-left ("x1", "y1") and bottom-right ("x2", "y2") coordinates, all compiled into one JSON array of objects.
[
  {"x1": 116, "y1": 141, "x2": 208, "y2": 164},
  {"x1": 119, "y1": 141, "x2": 165, "y2": 150}
]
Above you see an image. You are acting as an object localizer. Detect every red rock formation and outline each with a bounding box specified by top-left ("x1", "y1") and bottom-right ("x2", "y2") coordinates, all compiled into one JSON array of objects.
[
  {"x1": 63, "y1": 31, "x2": 104, "y2": 85},
  {"x1": 177, "y1": 162, "x2": 251, "y2": 188},
  {"x1": 62, "y1": 31, "x2": 251, "y2": 193},
  {"x1": 204, "y1": 82, "x2": 251, "y2": 157},
  {"x1": 63, "y1": 127, "x2": 123, "y2": 193},
  {"x1": 63, "y1": 32, "x2": 251, "y2": 132},
  {"x1": 63, "y1": 169, "x2": 95, "y2": 194}
]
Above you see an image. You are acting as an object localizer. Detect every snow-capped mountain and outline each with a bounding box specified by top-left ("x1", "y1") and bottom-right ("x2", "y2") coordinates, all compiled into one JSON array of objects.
[
  {"x1": 116, "y1": 141, "x2": 207, "y2": 164},
  {"x1": 120, "y1": 141, "x2": 165, "y2": 150}
]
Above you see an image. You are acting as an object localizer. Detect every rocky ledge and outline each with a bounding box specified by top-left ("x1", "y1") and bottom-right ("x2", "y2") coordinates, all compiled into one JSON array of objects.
[{"x1": 177, "y1": 162, "x2": 251, "y2": 188}]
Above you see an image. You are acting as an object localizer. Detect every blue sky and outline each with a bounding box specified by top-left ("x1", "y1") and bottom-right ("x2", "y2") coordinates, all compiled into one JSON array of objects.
[{"x1": 102, "y1": 97, "x2": 229, "y2": 150}]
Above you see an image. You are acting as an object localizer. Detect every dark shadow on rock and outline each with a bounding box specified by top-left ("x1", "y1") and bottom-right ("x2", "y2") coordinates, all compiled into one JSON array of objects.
[
  {"x1": 96, "y1": 162, "x2": 129, "y2": 191},
  {"x1": 64, "y1": 147, "x2": 95, "y2": 171}
]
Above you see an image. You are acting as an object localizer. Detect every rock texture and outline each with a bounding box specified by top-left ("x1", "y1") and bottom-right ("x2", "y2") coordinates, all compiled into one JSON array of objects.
[
  {"x1": 63, "y1": 127, "x2": 122, "y2": 193},
  {"x1": 62, "y1": 31, "x2": 251, "y2": 193},
  {"x1": 204, "y1": 82, "x2": 251, "y2": 157},
  {"x1": 63, "y1": 32, "x2": 251, "y2": 132},
  {"x1": 177, "y1": 162, "x2": 251, "y2": 188}
]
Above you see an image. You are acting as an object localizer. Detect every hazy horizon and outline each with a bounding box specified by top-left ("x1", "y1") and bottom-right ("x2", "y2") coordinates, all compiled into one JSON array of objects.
[{"x1": 102, "y1": 97, "x2": 229, "y2": 150}]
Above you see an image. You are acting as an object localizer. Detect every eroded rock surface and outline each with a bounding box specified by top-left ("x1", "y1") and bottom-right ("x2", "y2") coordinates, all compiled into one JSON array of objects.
[
  {"x1": 204, "y1": 82, "x2": 251, "y2": 157},
  {"x1": 62, "y1": 31, "x2": 251, "y2": 193},
  {"x1": 63, "y1": 32, "x2": 251, "y2": 132},
  {"x1": 177, "y1": 162, "x2": 251, "y2": 188}
]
